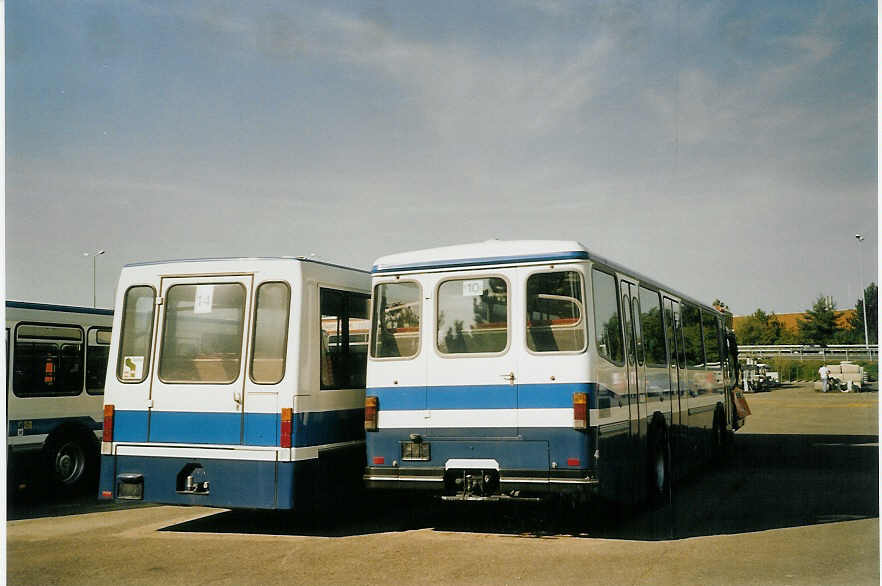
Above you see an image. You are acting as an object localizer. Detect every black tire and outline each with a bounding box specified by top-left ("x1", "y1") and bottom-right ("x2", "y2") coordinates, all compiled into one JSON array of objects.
[
  {"x1": 647, "y1": 424, "x2": 670, "y2": 508},
  {"x1": 45, "y1": 434, "x2": 92, "y2": 492}
]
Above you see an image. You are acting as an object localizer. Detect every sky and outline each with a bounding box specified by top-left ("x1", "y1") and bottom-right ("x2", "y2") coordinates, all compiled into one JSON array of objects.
[{"x1": 5, "y1": 0, "x2": 878, "y2": 316}]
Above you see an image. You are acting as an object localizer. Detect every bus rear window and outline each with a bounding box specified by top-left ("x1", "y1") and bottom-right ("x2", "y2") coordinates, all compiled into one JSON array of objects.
[
  {"x1": 437, "y1": 277, "x2": 508, "y2": 355},
  {"x1": 526, "y1": 271, "x2": 585, "y2": 353},
  {"x1": 117, "y1": 286, "x2": 156, "y2": 383},
  {"x1": 371, "y1": 282, "x2": 421, "y2": 359},
  {"x1": 158, "y1": 283, "x2": 246, "y2": 384}
]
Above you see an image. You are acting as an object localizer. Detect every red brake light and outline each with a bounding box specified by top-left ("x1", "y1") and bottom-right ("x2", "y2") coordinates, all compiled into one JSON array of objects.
[
  {"x1": 280, "y1": 408, "x2": 293, "y2": 448},
  {"x1": 103, "y1": 404, "x2": 114, "y2": 442},
  {"x1": 365, "y1": 396, "x2": 378, "y2": 432},
  {"x1": 573, "y1": 392, "x2": 587, "y2": 429}
]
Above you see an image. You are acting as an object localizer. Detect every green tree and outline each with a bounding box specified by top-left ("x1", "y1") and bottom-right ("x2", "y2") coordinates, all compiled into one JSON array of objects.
[
  {"x1": 738, "y1": 309, "x2": 784, "y2": 344},
  {"x1": 798, "y1": 295, "x2": 838, "y2": 344},
  {"x1": 848, "y1": 282, "x2": 878, "y2": 344},
  {"x1": 713, "y1": 299, "x2": 733, "y2": 328}
]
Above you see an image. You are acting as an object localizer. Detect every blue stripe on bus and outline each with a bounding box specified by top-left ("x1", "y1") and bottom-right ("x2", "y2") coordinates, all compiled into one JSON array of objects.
[
  {"x1": 8, "y1": 416, "x2": 101, "y2": 437},
  {"x1": 367, "y1": 382, "x2": 608, "y2": 410},
  {"x1": 371, "y1": 251, "x2": 590, "y2": 274},
  {"x1": 429, "y1": 385, "x2": 517, "y2": 409},
  {"x1": 148, "y1": 412, "x2": 243, "y2": 444},
  {"x1": 115, "y1": 410, "x2": 149, "y2": 442},
  {"x1": 113, "y1": 409, "x2": 363, "y2": 448},
  {"x1": 6, "y1": 300, "x2": 113, "y2": 315}
]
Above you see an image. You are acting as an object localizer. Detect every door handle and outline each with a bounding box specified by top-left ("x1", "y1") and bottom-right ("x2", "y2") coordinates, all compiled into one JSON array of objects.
[
  {"x1": 233, "y1": 391, "x2": 242, "y2": 405},
  {"x1": 500, "y1": 372, "x2": 516, "y2": 384}
]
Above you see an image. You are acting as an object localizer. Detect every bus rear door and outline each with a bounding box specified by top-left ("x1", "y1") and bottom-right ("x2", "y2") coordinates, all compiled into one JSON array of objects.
[{"x1": 147, "y1": 275, "x2": 254, "y2": 445}]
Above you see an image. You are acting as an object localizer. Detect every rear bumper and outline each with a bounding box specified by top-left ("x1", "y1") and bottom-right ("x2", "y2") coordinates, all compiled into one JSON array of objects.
[
  {"x1": 99, "y1": 453, "x2": 301, "y2": 509},
  {"x1": 99, "y1": 443, "x2": 363, "y2": 510},
  {"x1": 364, "y1": 466, "x2": 599, "y2": 496}
]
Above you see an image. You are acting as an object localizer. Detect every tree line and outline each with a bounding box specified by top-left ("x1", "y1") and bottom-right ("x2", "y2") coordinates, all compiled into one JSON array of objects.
[{"x1": 733, "y1": 283, "x2": 877, "y2": 346}]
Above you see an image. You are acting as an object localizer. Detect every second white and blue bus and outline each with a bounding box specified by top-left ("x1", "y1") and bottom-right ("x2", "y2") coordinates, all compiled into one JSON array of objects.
[{"x1": 363, "y1": 240, "x2": 747, "y2": 504}]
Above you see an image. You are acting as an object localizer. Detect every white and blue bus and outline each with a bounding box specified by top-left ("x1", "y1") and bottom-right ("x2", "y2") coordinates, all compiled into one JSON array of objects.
[
  {"x1": 363, "y1": 241, "x2": 745, "y2": 504},
  {"x1": 98, "y1": 257, "x2": 370, "y2": 509},
  {"x1": 6, "y1": 301, "x2": 114, "y2": 491}
]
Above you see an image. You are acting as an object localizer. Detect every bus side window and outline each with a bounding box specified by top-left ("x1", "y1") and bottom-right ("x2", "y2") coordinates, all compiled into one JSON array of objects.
[
  {"x1": 86, "y1": 327, "x2": 112, "y2": 394},
  {"x1": 591, "y1": 269, "x2": 623, "y2": 365},
  {"x1": 639, "y1": 288, "x2": 665, "y2": 367},
  {"x1": 13, "y1": 324, "x2": 84, "y2": 397},
  {"x1": 320, "y1": 288, "x2": 371, "y2": 389},
  {"x1": 681, "y1": 304, "x2": 705, "y2": 368}
]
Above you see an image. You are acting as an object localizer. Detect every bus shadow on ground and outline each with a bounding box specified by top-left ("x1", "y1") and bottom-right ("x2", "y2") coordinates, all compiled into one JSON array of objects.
[{"x1": 161, "y1": 433, "x2": 879, "y2": 540}]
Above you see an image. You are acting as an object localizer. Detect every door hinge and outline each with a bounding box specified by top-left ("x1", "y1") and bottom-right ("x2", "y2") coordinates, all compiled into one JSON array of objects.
[
  {"x1": 156, "y1": 296, "x2": 164, "y2": 306},
  {"x1": 146, "y1": 399, "x2": 154, "y2": 408}
]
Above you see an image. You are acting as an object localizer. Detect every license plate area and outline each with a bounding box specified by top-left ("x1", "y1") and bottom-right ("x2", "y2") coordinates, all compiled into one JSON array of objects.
[{"x1": 400, "y1": 441, "x2": 431, "y2": 461}]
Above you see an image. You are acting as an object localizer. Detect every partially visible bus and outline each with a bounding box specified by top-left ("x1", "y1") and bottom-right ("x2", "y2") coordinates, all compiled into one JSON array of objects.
[
  {"x1": 98, "y1": 257, "x2": 371, "y2": 510},
  {"x1": 363, "y1": 240, "x2": 747, "y2": 505},
  {"x1": 6, "y1": 301, "x2": 114, "y2": 491}
]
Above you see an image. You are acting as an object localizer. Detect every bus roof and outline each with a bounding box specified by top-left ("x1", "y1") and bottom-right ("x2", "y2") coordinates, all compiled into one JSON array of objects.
[
  {"x1": 123, "y1": 256, "x2": 369, "y2": 274},
  {"x1": 6, "y1": 300, "x2": 114, "y2": 315},
  {"x1": 371, "y1": 239, "x2": 726, "y2": 315},
  {"x1": 372, "y1": 240, "x2": 589, "y2": 274}
]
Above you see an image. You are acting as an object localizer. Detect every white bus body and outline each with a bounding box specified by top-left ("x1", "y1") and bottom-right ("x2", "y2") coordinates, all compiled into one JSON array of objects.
[
  {"x1": 6, "y1": 301, "x2": 114, "y2": 490},
  {"x1": 363, "y1": 241, "x2": 743, "y2": 503},
  {"x1": 98, "y1": 257, "x2": 370, "y2": 510}
]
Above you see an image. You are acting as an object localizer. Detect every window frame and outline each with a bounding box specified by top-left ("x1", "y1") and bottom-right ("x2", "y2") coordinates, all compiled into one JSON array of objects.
[
  {"x1": 681, "y1": 302, "x2": 706, "y2": 369},
  {"x1": 157, "y1": 282, "x2": 248, "y2": 385},
  {"x1": 12, "y1": 321, "x2": 85, "y2": 398},
  {"x1": 523, "y1": 267, "x2": 588, "y2": 355},
  {"x1": 434, "y1": 272, "x2": 512, "y2": 358},
  {"x1": 86, "y1": 326, "x2": 113, "y2": 395},
  {"x1": 249, "y1": 281, "x2": 291, "y2": 385},
  {"x1": 638, "y1": 285, "x2": 667, "y2": 368},
  {"x1": 116, "y1": 285, "x2": 157, "y2": 384},
  {"x1": 319, "y1": 285, "x2": 371, "y2": 390},
  {"x1": 368, "y1": 279, "x2": 423, "y2": 362},
  {"x1": 591, "y1": 266, "x2": 625, "y2": 367},
  {"x1": 701, "y1": 309, "x2": 722, "y2": 368}
]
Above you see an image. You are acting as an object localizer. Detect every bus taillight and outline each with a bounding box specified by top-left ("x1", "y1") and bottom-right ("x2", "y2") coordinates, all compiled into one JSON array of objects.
[
  {"x1": 573, "y1": 392, "x2": 587, "y2": 429},
  {"x1": 365, "y1": 396, "x2": 378, "y2": 432},
  {"x1": 103, "y1": 404, "x2": 115, "y2": 442},
  {"x1": 280, "y1": 408, "x2": 293, "y2": 448}
]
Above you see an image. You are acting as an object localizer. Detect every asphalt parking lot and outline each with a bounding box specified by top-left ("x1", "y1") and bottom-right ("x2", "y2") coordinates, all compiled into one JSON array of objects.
[{"x1": 6, "y1": 383, "x2": 879, "y2": 585}]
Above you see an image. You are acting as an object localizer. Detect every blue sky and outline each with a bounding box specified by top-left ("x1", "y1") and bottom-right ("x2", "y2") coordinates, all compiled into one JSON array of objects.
[{"x1": 6, "y1": 0, "x2": 877, "y2": 315}]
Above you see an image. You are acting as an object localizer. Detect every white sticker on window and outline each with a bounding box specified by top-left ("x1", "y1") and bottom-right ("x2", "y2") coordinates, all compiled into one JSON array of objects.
[
  {"x1": 194, "y1": 285, "x2": 214, "y2": 314},
  {"x1": 122, "y1": 356, "x2": 144, "y2": 380},
  {"x1": 462, "y1": 280, "x2": 484, "y2": 297}
]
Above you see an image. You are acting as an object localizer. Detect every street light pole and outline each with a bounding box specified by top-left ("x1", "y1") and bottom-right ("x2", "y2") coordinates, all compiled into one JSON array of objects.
[
  {"x1": 855, "y1": 235, "x2": 869, "y2": 357},
  {"x1": 83, "y1": 249, "x2": 106, "y2": 308}
]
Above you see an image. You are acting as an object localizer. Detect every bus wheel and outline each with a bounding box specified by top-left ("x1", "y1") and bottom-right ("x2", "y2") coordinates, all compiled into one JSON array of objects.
[
  {"x1": 647, "y1": 426, "x2": 670, "y2": 507},
  {"x1": 46, "y1": 436, "x2": 89, "y2": 489}
]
